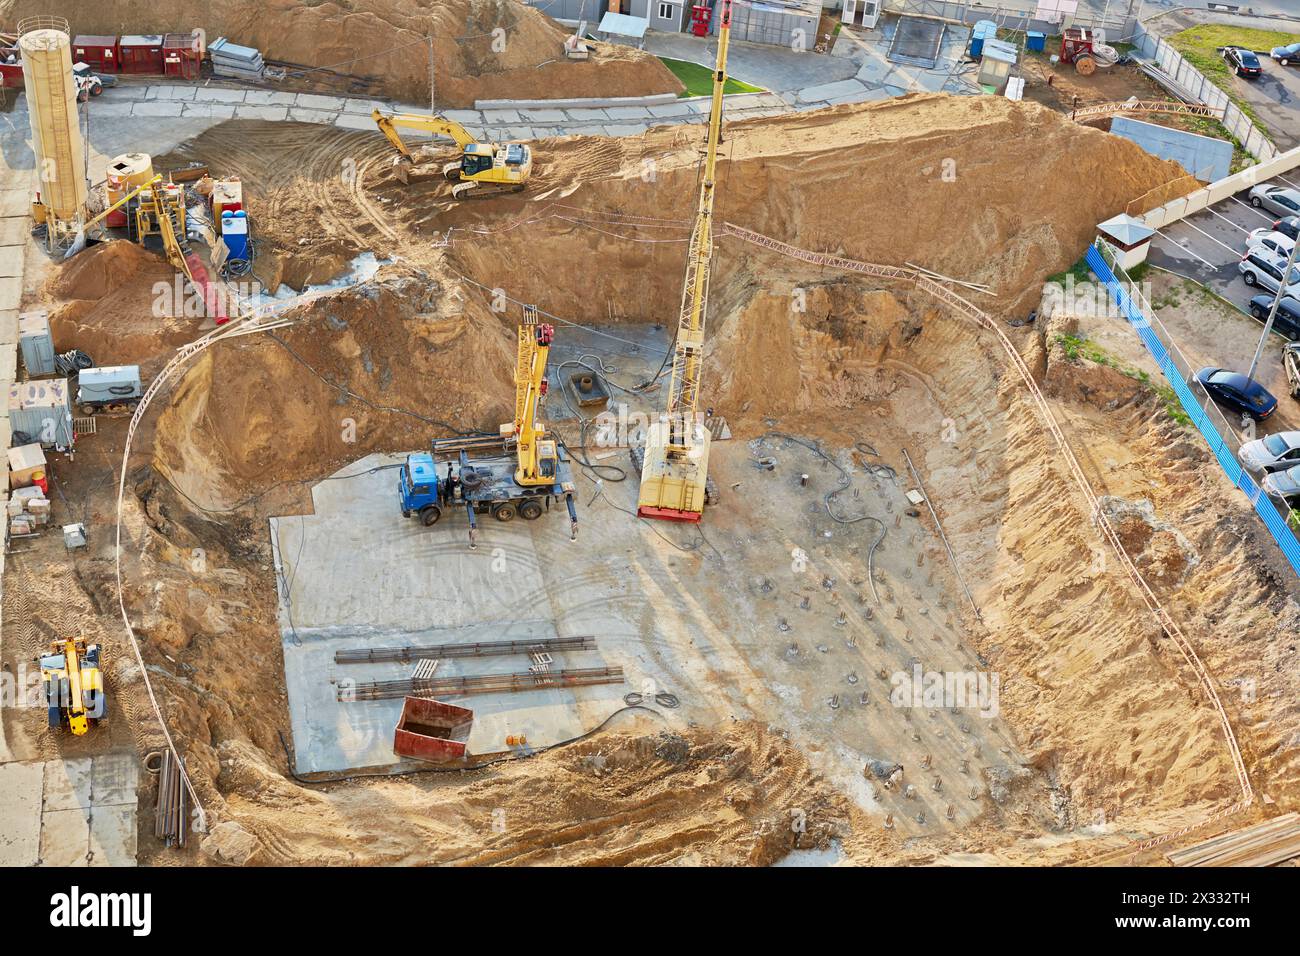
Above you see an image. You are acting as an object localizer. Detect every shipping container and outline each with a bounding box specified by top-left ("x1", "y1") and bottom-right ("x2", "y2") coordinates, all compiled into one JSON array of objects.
[
  {"x1": 9, "y1": 379, "x2": 74, "y2": 450},
  {"x1": 119, "y1": 35, "x2": 164, "y2": 74},
  {"x1": 72, "y1": 35, "x2": 120, "y2": 73},
  {"x1": 163, "y1": 34, "x2": 201, "y2": 80}
]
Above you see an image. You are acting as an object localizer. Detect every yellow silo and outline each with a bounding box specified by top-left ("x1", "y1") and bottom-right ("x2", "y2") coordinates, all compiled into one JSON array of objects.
[{"x1": 19, "y1": 17, "x2": 87, "y2": 238}]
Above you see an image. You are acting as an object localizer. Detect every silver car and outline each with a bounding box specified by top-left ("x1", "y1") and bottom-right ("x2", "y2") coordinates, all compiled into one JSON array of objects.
[
  {"x1": 1262, "y1": 463, "x2": 1300, "y2": 503},
  {"x1": 1240, "y1": 431, "x2": 1300, "y2": 472},
  {"x1": 1249, "y1": 184, "x2": 1300, "y2": 218}
]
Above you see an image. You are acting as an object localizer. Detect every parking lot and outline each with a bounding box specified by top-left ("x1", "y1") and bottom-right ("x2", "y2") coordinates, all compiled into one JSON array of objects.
[{"x1": 1147, "y1": 171, "x2": 1300, "y2": 316}]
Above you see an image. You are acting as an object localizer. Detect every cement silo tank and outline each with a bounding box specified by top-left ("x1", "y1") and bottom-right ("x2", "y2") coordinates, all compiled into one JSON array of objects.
[{"x1": 19, "y1": 18, "x2": 87, "y2": 227}]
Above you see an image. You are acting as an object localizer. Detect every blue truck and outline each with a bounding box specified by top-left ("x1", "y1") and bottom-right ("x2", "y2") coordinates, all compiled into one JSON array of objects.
[{"x1": 398, "y1": 436, "x2": 578, "y2": 547}]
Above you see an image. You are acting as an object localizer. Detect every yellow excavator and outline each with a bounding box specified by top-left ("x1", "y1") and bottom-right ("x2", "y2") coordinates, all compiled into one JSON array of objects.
[
  {"x1": 39, "y1": 638, "x2": 105, "y2": 736},
  {"x1": 371, "y1": 109, "x2": 532, "y2": 198}
]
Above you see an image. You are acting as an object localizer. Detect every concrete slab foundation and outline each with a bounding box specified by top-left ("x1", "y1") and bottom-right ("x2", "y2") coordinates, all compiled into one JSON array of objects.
[{"x1": 270, "y1": 454, "x2": 625, "y2": 775}]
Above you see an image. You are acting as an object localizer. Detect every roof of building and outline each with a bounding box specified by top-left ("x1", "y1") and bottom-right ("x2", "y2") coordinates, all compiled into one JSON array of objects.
[{"x1": 1098, "y1": 213, "x2": 1155, "y2": 246}]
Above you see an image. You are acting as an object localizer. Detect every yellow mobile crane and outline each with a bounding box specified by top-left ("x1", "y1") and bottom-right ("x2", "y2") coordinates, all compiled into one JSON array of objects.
[
  {"x1": 39, "y1": 638, "x2": 105, "y2": 736},
  {"x1": 399, "y1": 304, "x2": 577, "y2": 546},
  {"x1": 635, "y1": 1, "x2": 732, "y2": 522},
  {"x1": 372, "y1": 109, "x2": 533, "y2": 198}
]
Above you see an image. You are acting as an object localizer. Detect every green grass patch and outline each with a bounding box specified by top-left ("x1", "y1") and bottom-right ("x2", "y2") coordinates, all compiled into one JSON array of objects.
[
  {"x1": 1054, "y1": 333, "x2": 1191, "y2": 426},
  {"x1": 1168, "y1": 25, "x2": 1300, "y2": 138},
  {"x1": 1047, "y1": 256, "x2": 1092, "y2": 286},
  {"x1": 659, "y1": 57, "x2": 765, "y2": 97}
]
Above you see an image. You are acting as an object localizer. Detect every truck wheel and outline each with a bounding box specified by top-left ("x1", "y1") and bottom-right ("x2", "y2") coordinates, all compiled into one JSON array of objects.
[
  {"x1": 519, "y1": 500, "x2": 544, "y2": 520},
  {"x1": 493, "y1": 502, "x2": 517, "y2": 522},
  {"x1": 419, "y1": 505, "x2": 442, "y2": 526}
]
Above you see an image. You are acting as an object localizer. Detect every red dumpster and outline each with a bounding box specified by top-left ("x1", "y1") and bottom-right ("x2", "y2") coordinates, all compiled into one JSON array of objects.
[
  {"x1": 72, "y1": 36, "x2": 120, "y2": 74},
  {"x1": 393, "y1": 696, "x2": 473, "y2": 763},
  {"x1": 163, "y1": 34, "x2": 201, "y2": 80},
  {"x1": 119, "y1": 35, "x2": 164, "y2": 74}
]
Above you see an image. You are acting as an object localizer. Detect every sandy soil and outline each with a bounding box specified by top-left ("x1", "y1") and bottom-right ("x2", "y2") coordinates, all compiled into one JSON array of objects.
[
  {"x1": 0, "y1": 0, "x2": 683, "y2": 106},
  {"x1": 7, "y1": 93, "x2": 1298, "y2": 866}
]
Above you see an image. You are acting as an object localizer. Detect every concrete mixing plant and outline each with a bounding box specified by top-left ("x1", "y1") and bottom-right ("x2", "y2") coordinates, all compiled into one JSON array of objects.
[{"x1": 19, "y1": 17, "x2": 88, "y2": 249}]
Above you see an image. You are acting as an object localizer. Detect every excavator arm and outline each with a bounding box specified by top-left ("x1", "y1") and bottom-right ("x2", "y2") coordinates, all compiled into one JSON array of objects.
[{"x1": 371, "y1": 109, "x2": 477, "y2": 157}]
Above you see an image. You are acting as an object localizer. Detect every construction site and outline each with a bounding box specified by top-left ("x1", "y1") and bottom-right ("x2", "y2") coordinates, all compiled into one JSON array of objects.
[{"x1": 0, "y1": 0, "x2": 1299, "y2": 877}]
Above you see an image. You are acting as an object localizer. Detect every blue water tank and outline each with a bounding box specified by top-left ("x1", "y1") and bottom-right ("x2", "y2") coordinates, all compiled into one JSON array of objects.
[
  {"x1": 221, "y1": 209, "x2": 249, "y2": 260},
  {"x1": 1027, "y1": 31, "x2": 1046, "y2": 52}
]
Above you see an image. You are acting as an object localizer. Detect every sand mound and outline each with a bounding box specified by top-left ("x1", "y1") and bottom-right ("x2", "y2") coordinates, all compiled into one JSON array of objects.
[
  {"x1": 4, "y1": 0, "x2": 682, "y2": 106},
  {"x1": 152, "y1": 265, "x2": 515, "y2": 507},
  {"x1": 410, "y1": 95, "x2": 1195, "y2": 329},
  {"x1": 45, "y1": 239, "x2": 159, "y2": 301}
]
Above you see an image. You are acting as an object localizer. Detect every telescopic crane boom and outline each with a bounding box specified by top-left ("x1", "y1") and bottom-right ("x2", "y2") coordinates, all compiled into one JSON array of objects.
[{"x1": 635, "y1": 0, "x2": 732, "y2": 522}]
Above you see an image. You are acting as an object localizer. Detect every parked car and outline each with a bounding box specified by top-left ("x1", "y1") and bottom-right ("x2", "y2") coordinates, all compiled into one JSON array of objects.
[
  {"x1": 1241, "y1": 432, "x2": 1300, "y2": 473},
  {"x1": 1239, "y1": 247, "x2": 1300, "y2": 297},
  {"x1": 1286, "y1": 342, "x2": 1300, "y2": 399},
  {"x1": 1262, "y1": 463, "x2": 1300, "y2": 503},
  {"x1": 1194, "y1": 367, "x2": 1278, "y2": 421},
  {"x1": 1270, "y1": 41, "x2": 1300, "y2": 66},
  {"x1": 1223, "y1": 46, "x2": 1263, "y2": 78},
  {"x1": 1272, "y1": 216, "x2": 1300, "y2": 241},
  {"x1": 1249, "y1": 184, "x2": 1300, "y2": 217},
  {"x1": 1248, "y1": 293, "x2": 1300, "y2": 340},
  {"x1": 1247, "y1": 228, "x2": 1296, "y2": 259}
]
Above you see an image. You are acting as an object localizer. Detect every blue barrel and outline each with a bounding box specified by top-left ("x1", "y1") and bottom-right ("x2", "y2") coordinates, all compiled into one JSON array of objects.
[{"x1": 1027, "y1": 31, "x2": 1046, "y2": 52}]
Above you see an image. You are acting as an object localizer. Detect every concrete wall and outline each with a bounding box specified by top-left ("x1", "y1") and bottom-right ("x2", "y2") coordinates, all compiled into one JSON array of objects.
[
  {"x1": 1110, "y1": 116, "x2": 1235, "y2": 183},
  {"x1": 1139, "y1": 144, "x2": 1300, "y2": 229},
  {"x1": 526, "y1": 0, "x2": 608, "y2": 23}
]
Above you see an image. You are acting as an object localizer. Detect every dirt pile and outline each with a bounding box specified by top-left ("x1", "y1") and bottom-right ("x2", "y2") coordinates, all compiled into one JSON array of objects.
[
  {"x1": 152, "y1": 265, "x2": 515, "y2": 508},
  {"x1": 0, "y1": 0, "x2": 682, "y2": 106},
  {"x1": 406, "y1": 94, "x2": 1196, "y2": 328},
  {"x1": 210, "y1": 721, "x2": 851, "y2": 865},
  {"x1": 41, "y1": 240, "x2": 193, "y2": 368}
]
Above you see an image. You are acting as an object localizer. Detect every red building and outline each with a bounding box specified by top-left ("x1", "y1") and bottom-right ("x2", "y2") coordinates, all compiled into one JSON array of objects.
[
  {"x1": 72, "y1": 35, "x2": 120, "y2": 73},
  {"x1": 119, "y1": 35, "x2": 164, "y2": 74},
  {"x1": 163, "y1": 34, "x2": 201, "y2": 80}
]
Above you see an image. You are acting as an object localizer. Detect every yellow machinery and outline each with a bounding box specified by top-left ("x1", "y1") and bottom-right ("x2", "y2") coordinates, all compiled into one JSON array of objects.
[
  {"x1": 502, "y1": 305, "x2": 561, "y2": 485},
  {"x1": 371, "y1": 109, "x2": 532, "y2": 198},
  {"x1": 39, "y1": 638, "x2": 105, "y2": 736},
  {"x1": 635, "y1": 1, "x2": 732, "y2": 522}
]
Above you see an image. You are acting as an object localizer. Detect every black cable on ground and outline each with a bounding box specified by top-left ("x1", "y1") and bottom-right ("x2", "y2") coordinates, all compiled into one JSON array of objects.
[
  {"x1": 277, "y1": 704, "x2": 668, "y2": 785},
  {"x1": 757, "y1": 431, "x2": 888, "y2": 601}
]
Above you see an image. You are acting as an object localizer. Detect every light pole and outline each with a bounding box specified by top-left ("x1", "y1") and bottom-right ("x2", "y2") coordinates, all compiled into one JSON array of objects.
[{"x1": 1246, "y1": 235, "x2": 1300, "y2": 382}]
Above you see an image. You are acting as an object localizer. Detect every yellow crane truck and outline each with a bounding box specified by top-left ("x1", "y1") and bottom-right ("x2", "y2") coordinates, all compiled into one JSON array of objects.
[{"x1": 39, "y1": 638, "x2": 105, "y2": 736}]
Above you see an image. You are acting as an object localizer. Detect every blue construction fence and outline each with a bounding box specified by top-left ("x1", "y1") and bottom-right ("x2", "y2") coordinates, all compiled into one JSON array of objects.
[{"x1": 1085, "y1": 244, "x2": 1300, "y2": 579}]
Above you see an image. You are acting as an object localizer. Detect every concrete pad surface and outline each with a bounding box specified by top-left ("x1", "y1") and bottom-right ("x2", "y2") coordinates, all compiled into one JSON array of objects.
[
  {"x1": 0, "y1": 761, "x2": 44, "y2": 866},
  {"x1": 271, "y1": 454, "x2": 625, "y2": 775},
  {"x1": 797, "y1": 78, "x2": 868, "y2": 104},
  {"x1": 131, "y1": 101, "x2": 184, "y2": 118},
  {"x1": 42, "y1": 756, "x2": 94, "y2": 811},
  {"x1": 245, "y1": 90, "x2": 298, "y2": 106},
  {"x1": 334, "y1": 113, "x2": 375, "y2": 131},
  {"x1": 39, "y1": 808, "x2": 93, "y2": 866},
  {"x1": 88, "y1": 805, "x2": 137, "y2": 867},
  {"x1": 194, "y1": 87, "x2": 247, "y2": 104}
]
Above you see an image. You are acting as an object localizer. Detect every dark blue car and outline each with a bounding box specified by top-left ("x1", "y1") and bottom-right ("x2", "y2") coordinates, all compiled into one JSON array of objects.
[{"x1": 1195, "y1": 367, "x2": 1278, "y2": 421}]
